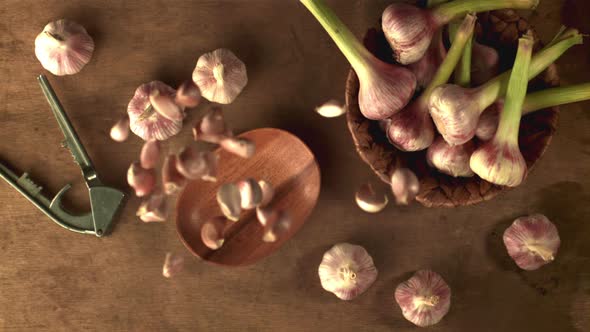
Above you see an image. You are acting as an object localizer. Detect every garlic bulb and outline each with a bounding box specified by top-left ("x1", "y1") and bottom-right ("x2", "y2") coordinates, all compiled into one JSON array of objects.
[
  {"x1": 128, "y1": 81, "x2": 183, "y2": 141},
  {"x1": 315, "y1": 100, "x2": 347, "y2": 118},
  {"x1": 390, "y1": 168, "x2": 420, "y2": 205},
  {"x1": 110, "y1": 115, "x2": 130, "y2": 142},
  {"x1": 127, "y1": 162, "x2": 156, "y2": 197},
  {"x1": 192, "y1": 48, "x2": 248, "y2": 104},
  {"x1": 35, "y1": 19, "x2": 94, "y2": 76},
  {"x1": 355, "y1": 182, "x2": 389, "y2": 213},
  {"x1": 426, "y1": 136, "x2": 475, "y2": 177},
  {"x1": 503, "y1": 214, "x2": 560, "y2": 270},
  {"x1": 319, "y1": 243, "x2": 378, "y2": 300},
  {"x1": 162, "y1": 252, "x2": 185, "y2": 278},
  {"x1": 136, "y1": 191, "x2": 166, "y2": 223},
  {"x1": 395, "y1": 270, "x2": 451, "y2": 327}
]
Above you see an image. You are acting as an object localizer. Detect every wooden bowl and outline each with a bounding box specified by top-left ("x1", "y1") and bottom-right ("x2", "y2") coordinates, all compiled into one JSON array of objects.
[
  {"x1": 346, "y1": 10, "x2": 560, "y2": 208},
  {"x1": 176, "y1": 128, "x2": 321, "y2": 266}
]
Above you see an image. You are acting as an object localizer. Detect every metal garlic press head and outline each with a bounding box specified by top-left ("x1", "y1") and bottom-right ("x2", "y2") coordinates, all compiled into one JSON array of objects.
[{"x1": 0, "y1": 75, "x2": 125, "y2": 237}]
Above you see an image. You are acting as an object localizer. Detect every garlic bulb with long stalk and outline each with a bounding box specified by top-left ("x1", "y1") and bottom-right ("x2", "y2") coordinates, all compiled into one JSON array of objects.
[
  {"x1": 476, "y1": 83, "x2": 590, "y2": 141},
  {"x1": 318, "y1": 243, "x2": 378, "y2": 301},
  {"x1": 395, "y1": 270, "x2": 451, "y2": 327},
  {"x1": 428, "y1": 29, "x2": 583, "y2": 146},
  {"x1": 299, "y1": 0, "x2": 416, "y2": 120},
  {"x1": 128, "y1": 81, "x2": 183, "y2": 141},
  {"x1": 427, "y1": 136, "x2": 475, "y2": 177},
  {"x1": 381, "y1": 0, "x2": 539, "y2": 65},
  {"x1": 470, "y1": 32, "x2": 533, "y2": 187},
  {"x1": 35, "y1": 19, "x2": 94, "y2": 76},
  {"x1": 503, "y1": 214, "x2": 560, "y2": 270},
  {"x1": 387, "y1": 13, "x2": 476, "y2": 152},
  {"x1": 192, "y1": 48, "x2": 248, "y2": 104},
  {"x1": 449, "y1": 20, "x2": 473, "y2": 88}
]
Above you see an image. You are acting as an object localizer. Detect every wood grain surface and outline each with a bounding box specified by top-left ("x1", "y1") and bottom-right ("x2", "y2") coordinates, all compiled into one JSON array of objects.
[{"x1": 0, "y1": 0, "x2": 589, "y2": 331}]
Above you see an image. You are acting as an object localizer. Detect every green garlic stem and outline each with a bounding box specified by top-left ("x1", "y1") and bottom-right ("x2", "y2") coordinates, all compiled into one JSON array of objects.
[
  {"x1": 495, "y1": 33, "x2": 534, "y2": 142},
  {"x1": 477, "y1": 31, "x2": 584, "y2": 112},
  {"x1": 421, "y1": 14, "x2": 476, "y2": 101},
  {"x1": 299, "y1": 0, "x2": 375, "y2": 79},
  {"x1": 433, "y1": 0, "x2": 539, "y2": 24},
  {"x1": 449, "y1": 20, "x2": 473, "y2": 87},
  {"x1": 523, "y1": 83, "x2": 590, "y2": 114},
  {"x1": 525, "y1": 243, "x2": 555, "y2": 261}
]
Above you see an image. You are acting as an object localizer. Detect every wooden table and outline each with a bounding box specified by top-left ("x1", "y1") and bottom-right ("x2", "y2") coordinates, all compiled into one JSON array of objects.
[{"x1": 1, "y1": 1, "x2": 589, "y2": 331}]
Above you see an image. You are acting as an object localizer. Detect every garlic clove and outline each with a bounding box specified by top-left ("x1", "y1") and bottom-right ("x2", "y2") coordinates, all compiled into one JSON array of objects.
[
  {"x1": 237, "y1": 178, "x2": 263, "y2": 210},
  {"x1": 162, "y1": 252, "x2": 185, "y2": 278},
  {"x1": 318, "y1": 243, "x2": 378, "y2": 301},
  {"x1": 128, "y1": 81, "x2": 183, "y2": 141},
  {"x1": 216, "y1": 183, "x2": 242, "y2": 221},
  {"x1": 127, "y1": 162, "x2": 156, "y2": 197},
  {"x1": 110, "y1": 115, "x2": 130, "y2": 142},
  {"x1": 201, "y1": 107, "x2": 229, "y2": 136},
  {"x1": 315, "y1": 100, "x2": 347, "y2": 118},
  {"x1": 162, "y1": 155, "x2": 187, "y2": 195},
  {"x1": 175, "y1": 80, "x2": 202, "y2": 108},
  {"x1": 262, "y1": 210, "x2": 292, "y2": 243},
  {"x1": 426, "y1": 136, "x2": 475, "y2": 178},
  {"x1": 220, "y1": 137, "x2": 256, "y2": 158},
  {"x1": 136, "y1": 191, "x2": 166, "y2": 222},
  {"x1": 258, "y1": 180, "x2": 275, "y2": 207},
  {"x1": 503, "y1": 214, "x2": 560, "y2": 270},
  {"x1": 140, "y1": 139, "x2": 161, "y2": 170},
  {"x1": 256, "y1": 206, "x2": 279, "y2": 228},
  {"x1": 201, "y1": 152, "x2": 219, "y2": 182},
  {"x1": 201, "y1": 216, "x2": 227, "y2": 250},
  {"x1": 390, "y1": 168, "x2": 420, "y2": 205},
  {"x1": 35, "y1": 19, "x2": 94, "y2": 76},
  {"x1": 192, "y1": 48, "x2": 248, "y2": 104},
  {"x1": 395, "y1": 270, "x2": 451, "y2": 327},
  {"x1": 175, "y1": 146, "x2": 209, "y2": 180},
  {"x1": 355, "y1": 182, "x2": 389, "y2": 213},
  {"x1": 149, "y1": 89, "x2": 185, "y2": 122}
]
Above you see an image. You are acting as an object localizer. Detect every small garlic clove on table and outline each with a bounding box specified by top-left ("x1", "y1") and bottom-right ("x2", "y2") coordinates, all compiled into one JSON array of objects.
[
  {"x1": 355, "y1": 182, "x2": 389, "y2": 213},
  {"x1": 395, "y1": 270, "x2": 451, "y2": 327},
  {"x1": 318, "y1": 243, "x2": 378, "y2": 301},
  {"x1": 192, "y1": 48, "x2": 248, "y2": 104},
  {"x1": 503, "y1": 214, "x2": 560, "y2": 271}
]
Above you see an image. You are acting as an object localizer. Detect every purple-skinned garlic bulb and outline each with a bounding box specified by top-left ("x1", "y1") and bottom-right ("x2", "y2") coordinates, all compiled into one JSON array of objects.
[
  {"x1": 381, "y1": 0, "x2": 539, "y2": 65},
  {"x1": 426, "y1": 136, "x2": 475, "y2": 177},
  {"x1": 471, "y1": 41, "x2": 500, "y2": 86},
  {"x1": 300, "y1": 0, "x2": 416, "y2": 120},
  {"x1": 408, "y1": 31, "x2": 446, "y2": 89},
  {"x1": 193, "y1": 48, "x2": 248, "y2": 104},
  {"x1": 318, "y1": 243, "x2": 378, "y2": 301},
  {"x1": 35, "y1": 19, "x2": 94, "y2": 76},
  {"x1": 503, "y1": 214, "x2": 560, "y2": 270},
  {"x1": 128, "y1": 81, "x2": 183, "y2": 141},
  {"x1": 395, "y1": 270, "x2": 451, "y2": 327},
  {"x1": 390, "y1": 168, "x2": 420, "y2": 205}
]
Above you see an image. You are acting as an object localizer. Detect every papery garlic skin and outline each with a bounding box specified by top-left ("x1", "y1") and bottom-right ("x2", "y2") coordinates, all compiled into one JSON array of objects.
[
  {"x1": 318, "y1": 243, "x2": 378, "y2": 301},
  {"x1": 503, "y1": 214, "x2": 560, "y2": 270},
  {"x1": 355, "y1": 182, "x2": 389, "y2": 213},
  {"x1": 469, "y1": 139, "x2": 527, "y2": 187},
  {"x1": 35, "y1": 19, "x2": 94, "y2": 76},
  {"x1": 193, "y1": 49, "x2": 248, "y2": 104},
  {"x1": 395, "y1": 270, "x2": 451, "y2": 327},
  {"x1": 128, "y1": 81, "x2": 183, "y2": 141},
  {"x1": 426, "y1": 136, "x2": 475, "y2": 177},
  {"x1": 390, "y1": 168, "x2": 420, "y2": 205}
]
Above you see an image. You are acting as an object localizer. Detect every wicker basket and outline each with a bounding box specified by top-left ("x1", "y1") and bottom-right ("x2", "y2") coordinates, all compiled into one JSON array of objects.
[{"x1": 346, "y1": 10, "x2": 560, "y2": 208}]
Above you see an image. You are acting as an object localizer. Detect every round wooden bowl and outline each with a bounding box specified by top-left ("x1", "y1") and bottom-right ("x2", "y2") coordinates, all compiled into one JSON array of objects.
[
  {"x1": 346, "y1": 10, "x2": 560, "y2": 208},
  {"x1": 176, "y1": 128, "x2": 321, "y2": 266}
]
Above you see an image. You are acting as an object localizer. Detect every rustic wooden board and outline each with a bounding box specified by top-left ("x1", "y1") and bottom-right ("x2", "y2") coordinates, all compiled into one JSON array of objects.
[{"x1": 0, "y1": 0, "x2": 589, "y2": 331}]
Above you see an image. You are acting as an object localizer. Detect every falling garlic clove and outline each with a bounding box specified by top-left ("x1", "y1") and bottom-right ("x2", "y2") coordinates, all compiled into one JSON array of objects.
[
  {"x1": 175, "y1": 80, "x2": 202, "y2": 108},
  {"x1": 149, "y1": 89, "x2": 185, "y2": 122},
  {"x1": 262, "y1": 210, "x2": 292, "y2": 243},
  {"x1": 258, "y1": 180, "x2": 275, "y2": 207},
  {"x1": 162, "y1": 155, "x2": 186, "y2": 195},
  {"x1": 355, "y1": 182, "x2": 389, "y2": 213},
  {"x1": 256, "y1": 206, "x2": 279, "y2": 228},
  {"x1": 35, "y1": 19, "x2": 94, "y2": 76},
  {"x1": 127, "y1": 162, "x2": 156, "y2": 197},
  {"x1": 503, "y1": 214, "x2": 560, "y2": 271},
  {"x1": 216, "y1": 183, "x2": 242, "y2": 221},
  {"x1": 315, "y1": 100, "x2": 347, "y2": 118},
  {"x1": 201, "y1": 151, "x2": 219, "y2": 182},
  {"x1": 128, "y1": 81, "x2": 183, "y2": 141},
  {"x1": 110, "y1": 115, "x2": 130, "y2": 142},
  {"x1": 136, "y1": 191, "x2": 167, "y2": 222},
  {"x1": 193, "y1": 107, "x2": 232, "y2": 144},
  {"x1": 140, "y1": 139, "x2": 161, "y2": 170},
  {"x1": 395, "y1": 270, "x2": 451, "y2": 327},
  {"x1": 390, "y1": 168, "x2": 420, "y2": 205},
  {"x1": 162, "y1": 252, "x2": 185, "y2": 278},
  {"x1": 175, "y1": 146, "x2": 209, "y2": 180},
  {"x1": 237, "y1": 178, "x2": 263, "y2": 210},
  {"x1": 220, "y1": 137, "x2": 255, "y2": 158},
  {"x1": 201, "y1": 216, "x2": 227, "y2": 250},
  {"x1": 318, "y1": 243, "x2": 378, "y2": 301},
  {"x1": 192, "y1": 48, "x2": 248, "y2": 104}
]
